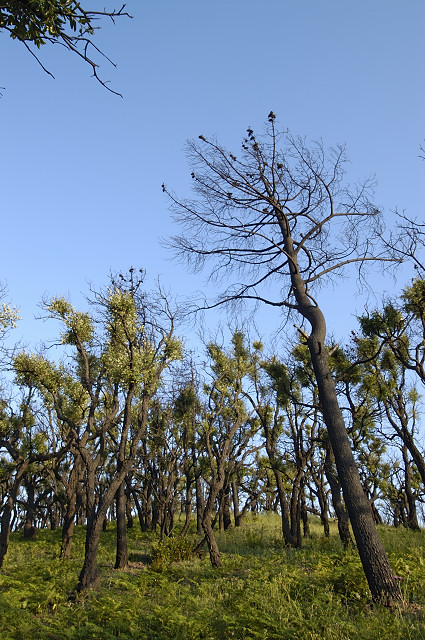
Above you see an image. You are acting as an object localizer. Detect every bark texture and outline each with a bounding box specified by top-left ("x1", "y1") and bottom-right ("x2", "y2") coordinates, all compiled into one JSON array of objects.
[{"x1": 286, "y1": 232, "x2": 401, "y2": 603}]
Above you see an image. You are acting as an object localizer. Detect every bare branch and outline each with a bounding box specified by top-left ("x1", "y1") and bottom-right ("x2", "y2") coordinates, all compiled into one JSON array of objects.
[
  {"x1": 1, "y1": 3, "x2": 132, "y2": 95},
  {"x1": 166, "y1": 118, "x2": 400, "y2": 317}
]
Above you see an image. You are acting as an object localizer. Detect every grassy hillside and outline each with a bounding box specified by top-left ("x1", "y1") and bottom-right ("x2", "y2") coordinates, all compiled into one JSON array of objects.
[{"x1": 0, "y1": 515, "x2": 424, "y2": 639}]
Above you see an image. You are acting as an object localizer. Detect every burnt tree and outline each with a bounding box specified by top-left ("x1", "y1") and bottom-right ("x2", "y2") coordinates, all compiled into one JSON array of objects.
[{"x1": 166, "y1": 114, "x2": 402, "y2": 603}]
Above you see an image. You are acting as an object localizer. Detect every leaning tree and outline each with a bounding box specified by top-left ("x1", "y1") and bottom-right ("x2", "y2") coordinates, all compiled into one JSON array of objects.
[{"x1": 165, "y1": 113, "x2": 402, "y2": 603}]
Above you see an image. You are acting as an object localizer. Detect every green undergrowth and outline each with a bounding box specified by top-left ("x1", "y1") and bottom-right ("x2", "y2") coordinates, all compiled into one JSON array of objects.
[{"x1": 0, "y1": 515, "x2": 424, "y2": 639}]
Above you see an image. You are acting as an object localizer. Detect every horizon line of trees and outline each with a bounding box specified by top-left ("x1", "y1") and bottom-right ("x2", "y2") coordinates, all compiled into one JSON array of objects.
[{"x1": 1, "y1": 268, "x2": 425, "y2": 597}]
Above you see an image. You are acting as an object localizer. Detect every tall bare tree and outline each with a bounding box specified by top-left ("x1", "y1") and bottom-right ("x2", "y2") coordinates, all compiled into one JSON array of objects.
[{"x1": 165, "y1": 114, "x2": 402, "y2": 603}]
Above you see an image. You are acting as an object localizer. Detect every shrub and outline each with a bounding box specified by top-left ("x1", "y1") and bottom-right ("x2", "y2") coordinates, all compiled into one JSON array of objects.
[{"x1": 151, "y1": 536, "x2": 194, "y2": 572}]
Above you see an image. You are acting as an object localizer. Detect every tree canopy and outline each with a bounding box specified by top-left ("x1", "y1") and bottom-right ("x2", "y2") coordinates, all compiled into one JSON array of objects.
[{"x1": 0, "y1": 1, "x2": 130, "y2": 94}]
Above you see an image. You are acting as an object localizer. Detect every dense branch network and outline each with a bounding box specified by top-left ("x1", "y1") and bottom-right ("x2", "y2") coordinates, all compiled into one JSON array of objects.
[{"x1": 165, "y1": 114, "x2": 399, "y2": 314}]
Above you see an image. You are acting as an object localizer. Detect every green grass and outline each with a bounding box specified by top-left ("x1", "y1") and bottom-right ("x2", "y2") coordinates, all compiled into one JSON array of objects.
[{"x1": 0, "y1": 515, "x2": 424, "y2": 639}]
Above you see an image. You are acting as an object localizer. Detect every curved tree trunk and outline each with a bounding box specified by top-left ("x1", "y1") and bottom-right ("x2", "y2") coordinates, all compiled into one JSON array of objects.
[
  {"x1": 307, "y1": 326, "x2": 401, "y2": 602},
  {"x1": 202, "y1": 505, "x2": 222, "y2": 568},
  {"x1": 285, "y1": 234, "x2": 401, "y2": 604}
]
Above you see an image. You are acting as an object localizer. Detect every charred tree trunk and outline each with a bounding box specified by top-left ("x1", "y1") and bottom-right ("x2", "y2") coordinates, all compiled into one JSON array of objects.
[
  {"x1": 23, "y1": 478, "x2": 37, "y2": 540},
  {"x1": 180, "y1": 480, "x2": 193, "y2": 537},
  {"x1": 125, "y1": 484, "x2": 134, "y2": 529},
  {"x1": 273, "y1": 468, "x2": 300, "y2": 547},
  {"x1": 126, "y1": 506, "x2": 134, "y2": 529},
  {"x1": 0, "y1": 462, "x2": 29, "y2": 567},
  {"x1": 285, "y1": 235, "x2": 402, "y2": 603},
  {"x1": 114, "y1": 479, "x2": 128, "y2": 569},
  {"x1": 371, "y1": 501, "x2": 383, "y2": 525},
  {"x1": 129, "y1": 485, "x2": 147, "y2": 532},
  {"x1": 231, "y1": 480, "x2": 241, "y2": 526},
  {"x1": 195, "y1": 475, "x2": 204, "y2": 535},
  {"x1": 222, "y1": 483, "x2": 232, "y2": 530},
  {"x1": 77, "y1": 468, "x2": 133, "y2": 591},
  {"x1": 0, "y1": 495, "x2": 14, "y2": 568},
  {"x1": 60, "y1": 490, "x2": 77, "y2": 559},
  {"x1": 77, "y1": 515, "x2": 104, "y2": 591},
  {"x1": 300, "y1": 484, "x2": 310, "y2": 538},
  {"x1": 202, "y1": 513, "x2": 221, "y2": 568},
  {"x1": 324, "y1": 442, "x2": 353, "y2": 547},
  {"x1": 201, "y1": 488, "x2": 222, "y2": 568},
  {"x1": 60, "y1": 457, "x2": 84, "y2": 559},
  {"x1": 317, "y1": 485, "x2": 330, "y2": 538},
  {"x1": 218, "y1": 483, "x2": 232, "y2": 531},
  {"x1": 263, "y1": 421, "x2": 299, "y2": 546},
  {"x1": 309, "y1": 333, "x2": 401, "y2": 601},
  {"x1": 402, "y1": 445, "x2": 420, "y2": 531},
  {"x1": 289, "y1": 467, "x2": 305, "y2": 546},
  {"x1": 200, "y1": 485, "x2": 222, "y2": 567}
]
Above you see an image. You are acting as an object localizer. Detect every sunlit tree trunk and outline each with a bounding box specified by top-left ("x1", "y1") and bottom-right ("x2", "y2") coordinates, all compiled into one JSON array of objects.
[
  {"x1": 284, "y1": 235, "x2": 401, "y2": 602},
  {"x1": 167, "y1": 119, "x2": 403, "y2": 603}
]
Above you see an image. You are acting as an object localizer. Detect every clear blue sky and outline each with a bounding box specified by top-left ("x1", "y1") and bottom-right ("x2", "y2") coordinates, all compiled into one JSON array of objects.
[{"x1": 0, "y1": 0, "x2": 424, "y2": 352}]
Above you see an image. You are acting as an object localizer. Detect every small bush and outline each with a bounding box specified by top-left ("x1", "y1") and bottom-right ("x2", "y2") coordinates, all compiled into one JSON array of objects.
[{"x1": 151, "y1": 536, "x2": 194, "y2": 572}]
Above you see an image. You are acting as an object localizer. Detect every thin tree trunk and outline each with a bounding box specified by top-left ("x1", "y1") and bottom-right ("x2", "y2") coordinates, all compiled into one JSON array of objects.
[
  {"x1": 114, "y1": 479, "x2": 128, "y2": 569},
  {"x1": 315, "y1": 483, "x2": 330, "y2": 538},
  {"x1": 180, "y1": 479, "x2": 193, "y2": 537},
  {"x1": 232, "y1": 480, "x2": 244, "y2": 527},
  {"x1": 202, "y1": 511, "x2": 221, "y2": 568},
  {"x1": 60, "y1": 492, "x2": 77, "y2": 559},
  {"x1": 273, "y1": 468, "x2": 299, "y2": 547},
  {"x1": 402, "y1": 446, "x2": 420, "y2": 531},
  {"x1": 130, "y1": 485, "x2": 147, "y2": 532},
  {"x1": 0, "y1": 496, "x2": 14, "y2": 568},
  {"x1": 60, "y1": 458, "x2": 83, "y2": 558},
  {"x1": 195, "y1": 475, "x2": 204, "y2": 535},
  {"x1": 221, "y1": 483, "x2": 232, "y2": 530},
  {"x1": 300, "y1": 484, "x2": 310, "y2": 538},
  {"x1": 289, "y1": 471, "x2": 304, "y2": 546},
  {"x1": 126, "y1": 485, "x2": 134, "y2": 529},
  {"x1": 23, "y1": 479, "x2": 37, "y2": 539},
  {"x1": 324, "y1": 443, "x2": 353, "y2": 547},
  {"x1": 0, "y1": 463, "x2": 28, "y2": 567}
]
